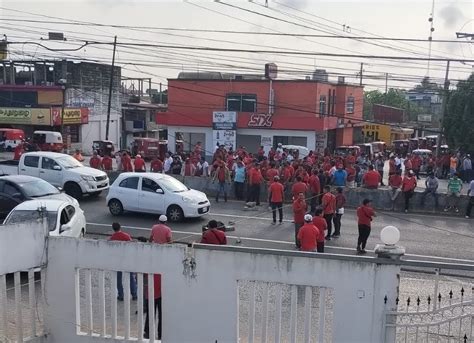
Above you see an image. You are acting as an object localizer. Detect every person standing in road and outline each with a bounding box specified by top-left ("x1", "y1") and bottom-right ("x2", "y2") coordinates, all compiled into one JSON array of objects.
[
  {"x1": 356, "y1": 199, "x2": 376, "y2": 254},
  {"x1": 149, "y1": 215, "x2": 172, "y2": 244},
  {"x1": 213, "y1": 161, "x2": 231, "y2": 203},
  {"x1": 321, "y1": 185, "x2": 336, "y2": 240},
  {"x1": 332, "y1": 187, "x2": 346, "y2": 238},
  {"x1": 248, "y1": 162, "x2": 263, "y2": 206},
  {"x1": 450, "y1": 154, "x2": 458, "y2": 178},
  {"x1": 401, "y1": 170, "x2": 417, "y2": 213},
  {"x1": 297, "y1": 214, "x2": 320, "y2": 252},
  {"x1": 308, "y1": 169, "x2": 321, "y2": 213},
  {"x1": 269, "y1": 176, "x2": 284, "y2": 225},
  {"x1": 465, "y1": 179, "x2": 474, "y2": 219},
  {"x1": 201, "y1": 220, "x2": 227, "y2": 245},
  {"x1": 291, "y1": 176, "x2": 308, "y2": 199},
  {"x1": 90, "y1": 151, "x2": 102, "y2": 169},
  {"x1": 332, "y1": 165, "x2": 347, "y2": 187},
  {"x1": 134, "y1": 154, "x2": 146, "y2": 172},
  {"x1": 109, "y1": 222, "x2": 137, "y2": 301},
  {"x1": 233, "y1": 160, "x2": 246, "y2": 201},
  {"x1": 292, "y1": 192, "x2": 307, "y2": 248},
  {"x1": 122, "y1": 152, "x2": 133, "y2": 172},
  {"x1": 411, "y1": 154, "x2": 422, "y2": 180},
  {"x1": 445, "y1": 173, "x2": 463, "y2": 213},
  {"x1": 420, "y1": 172, "x2": 439, "y2": 209},
  {"x1": 462, "y1": 154, "x2": 472, "y2": 183},
  {"x1": 375, "y1": 154, "x2": 385, "y2": 186},
  {"x1": 362, "y1": 165, "x2": 381, "y2": 189},
  {"x1": 163, "y1": 152, "x2": 173, "y2": 174},
  {"x1": 150, "y1": 156, "x2": 163, "y2": 173},
  {"x1": 101, "y1": 153, "x2": 113, "y2": 173},
  {"x1": 312, "y1": 208, "x2": 327, "y2": 253}
]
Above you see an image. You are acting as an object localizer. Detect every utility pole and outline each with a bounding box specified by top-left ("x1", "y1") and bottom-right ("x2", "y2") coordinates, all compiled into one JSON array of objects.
[
  {"x1": 359, "y1": 63, "x2": 363, "y2": 86},
  {"x1": 436, "y1": 60, "x2": 450, "y2": 161},
  {"x1": 385, "y1": 73, "x2": 389, "y2": 94},
  {"x1": 105, "y1": 35, "x2": 117, "y2": 141}
]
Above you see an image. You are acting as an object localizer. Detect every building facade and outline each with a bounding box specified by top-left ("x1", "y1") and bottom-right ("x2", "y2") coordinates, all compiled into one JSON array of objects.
[
  {"x1": 0, "y1": 60, "x2": 121, "y2": 154},
  {"x1": 157, "y1": 73, "x2": 363, "y2": 157}
]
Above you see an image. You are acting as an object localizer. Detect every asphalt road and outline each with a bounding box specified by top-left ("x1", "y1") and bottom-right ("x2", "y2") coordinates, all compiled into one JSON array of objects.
[{"x1": 81, "y1": 193, "x2": 474, "y2": 264}]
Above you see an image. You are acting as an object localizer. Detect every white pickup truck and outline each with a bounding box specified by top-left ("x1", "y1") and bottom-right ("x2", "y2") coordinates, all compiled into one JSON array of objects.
[{"x1": 0, "y1": 152, "x2": 109, "y2": 199}]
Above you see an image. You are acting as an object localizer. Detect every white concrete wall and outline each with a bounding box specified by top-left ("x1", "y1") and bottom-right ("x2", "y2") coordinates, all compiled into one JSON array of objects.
[
  {"x1": 0, "y1": 223, "x2": 47, "y2": 275},
  {"x1": 237, "y1": 128, "x2": 316, "y2": 152},
  {"x1": 43, "y1": 238, "x2": 400, "y2": 343},
  {"x1": 167, "y1": 126, "x2": 213, "y2": 157}
]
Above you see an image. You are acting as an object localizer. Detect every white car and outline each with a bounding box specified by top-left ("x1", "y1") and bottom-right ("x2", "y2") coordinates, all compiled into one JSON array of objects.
[
  {"x1": 3, "y1": 198, "x2": 86, "y2": 238},
  {"x1": 106, "y1": 172, "x2": 210, "y2": 221}
]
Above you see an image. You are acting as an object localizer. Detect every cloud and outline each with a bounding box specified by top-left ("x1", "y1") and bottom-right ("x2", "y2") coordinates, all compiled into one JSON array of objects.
[{"x1": 438, "y1": 4, "x2": 464, "y2": 29}]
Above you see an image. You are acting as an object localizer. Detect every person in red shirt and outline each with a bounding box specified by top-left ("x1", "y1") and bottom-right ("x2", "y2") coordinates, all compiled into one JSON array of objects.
[
  {"x1": 402, "y1": 170, "x2": 417, "y2": 213},
  {"x1": 321, "y1": 185, "x2": 336, "y2": 240},
  {"x1": 388, "y1": 169, "x2": 403, "y2": 202},
  {"x1": 182, "y1": 158, "x2": 196, "y2": 177},
  {"x1": 134, "y1": 154, "x2": 146, "y2": 172},
  {"x1": 266, "y1": 163, "x2": 279, "y2": 182},
  {"x1": 201, "y1": 220, "x2": 227, "y2": 245},
  {"x1": 333, "y1": 187, "x2": 346, "y2": 237},
  {"x1": 308, "y1": 169, "x2": 321, "y2": 213},
  {"x1": 213, "y1": 162, "x2": 231, "y2": 202},
  {"x1": 346, "y1": 164, "x2": 356, "y2": 188},
  {"x1": 149, "y1": 215, "x2": 172, "y2": 244},
  {"x1": 388, "y1": 155, "x2": 396, "y2": 176},
  {"x1": 89, "y1": 151, "x2": 102, "y2": 169},
  {"x1": 257, "y1": 145, "x2": 265, "y2": 161},
  {"x1": 297, "y1": 214, "x2": 319, "y2": 252},
  {"x1": 13, "y1": 142, "x2": 24, "y2": 160},
  {"x1": 247, "y1": 162, "x2": 263, "y2": 206},
  {"x1": 291, "y1": 176, "x2": 308, "y2": 199},
  {"x1": 109, "y1": 222, "x2": 137, "y2": 301},
  {"x1": 356, "y1": 199, "x2": 376, "y2": 254},
  {"x1": 292, "y1": 192, "x2": 307, "y2": 248},
  {"x1": 100, "y1": 154, "x2": 113, "y2": 172},
  {"x1": 121, "y1": 152, "x2": 133, "y2": 172},
  {"x1": 150, "y1": 156, "x2": 163, "y2": 173},
  {"x1": 268, "y1": 176, "x2": 285, "y2": 224},
  {"x1": 312, "y1": 208, "x2": 328, "y2": 252},
  {"x1": 404, "y1": 155, "x2": 413, "y2": 171},
  {"x1": 362, "y1": 165, "x2": 381, "y2": 189}
]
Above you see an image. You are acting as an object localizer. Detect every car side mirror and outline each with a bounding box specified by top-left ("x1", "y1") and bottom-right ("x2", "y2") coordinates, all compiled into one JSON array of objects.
[
  {"x1": 60, "y1": 223, "x2": 71, "y2": 233},
  {"x1": 156, "y1": 188, "x2": 164, "y2": 194},
  {"x1": 53, "y1": 165, "x2": 61, "y2": 171}
]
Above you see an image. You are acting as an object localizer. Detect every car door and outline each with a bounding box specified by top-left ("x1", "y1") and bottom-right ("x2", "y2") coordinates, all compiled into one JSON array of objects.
[
  {"x1": 138, "y1": 177, "x2": 165, "y2": 214},
  {"x1": 0, "y1": 181, "x2": 24, "y2": 218},
  {"x1": 40, "y1": 157, "x2": 63, "y2": 187},
  {"x1": 116, "y1": 176, "x2": 140, "y2": 211},
  {"x1": 61, "y1": 204, "x2": 81, "y2": 237},
  {"x1": 21, "y1": 155, "x2": 40, "y2": 177}
]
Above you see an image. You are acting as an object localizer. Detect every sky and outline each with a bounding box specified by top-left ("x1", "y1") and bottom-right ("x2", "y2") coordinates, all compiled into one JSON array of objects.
[{"x1": 1, "y1": 0, "x2": 473, "y2": 92}]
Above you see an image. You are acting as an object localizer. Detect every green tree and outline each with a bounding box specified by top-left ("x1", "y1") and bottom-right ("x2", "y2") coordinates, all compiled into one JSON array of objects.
[
  {"x1": 413, "y1": 76, "x2": 442, "y2": 91},
  {"x1": 443, "y1": 74, "x2": 474, "y2": 152}
]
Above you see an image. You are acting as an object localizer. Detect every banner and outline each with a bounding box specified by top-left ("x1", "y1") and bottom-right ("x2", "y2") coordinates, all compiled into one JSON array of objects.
[
  {"x1": 51, "y1": 107, "x2": 89, "y2": 125},
  {"x1": 0, "y1": 108, "x2": 32, "y2": 124},
  {"x1": 212, "y1": 111, "x2": 237, "y2": 130},
  {"x1": 213, "y1": 129, "x2": 236, "y2": 152}
]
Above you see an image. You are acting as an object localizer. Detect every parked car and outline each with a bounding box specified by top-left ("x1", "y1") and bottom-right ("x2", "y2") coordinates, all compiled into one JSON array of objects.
[
  {"x1": 3, "y1": 198, "x2": 86, "y2": 238},
  {"x1": 106, "y1": 172, "x2": 210, "y2": 221},
  {"x1": 0, "y1": 152, "x2": 109, "y2": 199},
  {"x1": 282, "y1": 145, "x2": 309, "y2": 158},
  {"x1": 335, "y1": 145, "x2": 360, "y2": 157},
  {"x1": 0, "y1": 175, "x2": 75, "y2": 219}
]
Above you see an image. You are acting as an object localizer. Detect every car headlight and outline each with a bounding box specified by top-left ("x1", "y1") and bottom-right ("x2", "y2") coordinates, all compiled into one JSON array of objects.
[
  {"x1": 182, "y1": 196, "x2": 196, "y2": 204},
  {"x1": 81, "y1": 175, "x2": 95, "y2": 181}
]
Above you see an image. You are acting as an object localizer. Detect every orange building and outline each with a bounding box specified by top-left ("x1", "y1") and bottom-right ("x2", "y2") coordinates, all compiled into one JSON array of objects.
[{"x1": 157, "y1": 71, "x2": 363, "y2": 157}]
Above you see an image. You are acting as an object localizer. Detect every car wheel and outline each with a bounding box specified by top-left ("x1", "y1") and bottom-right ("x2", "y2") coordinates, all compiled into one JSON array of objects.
[
  {"x1": 65, "y1": 182, "x2": 82, "y2": 200},
  {"x1": 109, "y1": 199, "x2": 124, "y2": 216},
  {"x1": 167, "y1": 205, "x2": 184, "y2": 222}
]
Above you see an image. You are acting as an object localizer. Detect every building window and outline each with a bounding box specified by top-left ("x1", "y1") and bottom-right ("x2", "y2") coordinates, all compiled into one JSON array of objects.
[
  {"x1": 319, "y1": 95, "x2": 327, "y2": 116},
  {"x1": 346, "y1": 96, "x2": 355, "y2": 114},
  {"x1": 226, "y1": 94, "x2": 257, "y2": 112}
]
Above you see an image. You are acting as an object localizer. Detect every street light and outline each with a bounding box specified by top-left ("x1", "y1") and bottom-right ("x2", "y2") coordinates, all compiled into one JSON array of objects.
[
  {"x1": 374, "y1": 226, "x2": 405, "y2": 260},
  {"x1": 57, "y1": 78, "x2": 67, "y2": 151}
]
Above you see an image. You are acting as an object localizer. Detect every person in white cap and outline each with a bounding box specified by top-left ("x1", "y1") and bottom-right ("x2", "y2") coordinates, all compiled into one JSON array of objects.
[
  {"x1": 149, "y1": 215, "x2": 172, "y2": 244},
  {"x1": 296, "y1": 214, "x2": 320, "y2": 252},
  {"x1": 134, "y1": 154, "x2": 146, "y2": 172}
]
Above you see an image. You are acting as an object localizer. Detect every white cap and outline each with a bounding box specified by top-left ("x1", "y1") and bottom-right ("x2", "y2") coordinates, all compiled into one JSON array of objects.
[
  {"x1": 304, "y1": 214, "x2": 313, "y2": 222},
  {"x1": 159, "y1": 215, "x2": 167, "y2": 222}
]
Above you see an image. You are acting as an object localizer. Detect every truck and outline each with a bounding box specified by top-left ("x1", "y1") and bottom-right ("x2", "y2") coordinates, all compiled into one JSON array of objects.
[{"x1": 0, "y1": 152, "x2": 109, "y2": 199}]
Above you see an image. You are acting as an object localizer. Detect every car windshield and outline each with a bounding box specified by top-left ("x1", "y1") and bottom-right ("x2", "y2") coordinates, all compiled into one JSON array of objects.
[
  {"x1": 56, "y1": 156, "x2": 83, "y2": 169},
  {"x1": 161, "y1": 177, "x2": 189, "y2": 193},
  {"x1": 17, "y1": 179, "x2": 60, "y2": 197},
  {"x1": 4, "y1": 210, "x2": 58, "y2": 232}
]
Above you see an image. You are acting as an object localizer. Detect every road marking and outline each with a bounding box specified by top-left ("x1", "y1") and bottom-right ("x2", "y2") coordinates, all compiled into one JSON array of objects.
[{"x1": 86, "y1": 222, "x2": 474, "y2": 264}]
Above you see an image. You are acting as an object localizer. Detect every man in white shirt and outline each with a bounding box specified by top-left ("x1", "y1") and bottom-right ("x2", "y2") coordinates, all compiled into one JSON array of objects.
[
  {"x1": 163, "y1": 153, "x2": 173, "y2": 174},
  {"x1": 197, "y1": 157, "x2": 210, "y2": 177}
]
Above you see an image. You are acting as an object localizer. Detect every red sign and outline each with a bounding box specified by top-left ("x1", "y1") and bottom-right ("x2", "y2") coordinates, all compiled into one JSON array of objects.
[
  {"x1": 51, "y1": 107, "x2": 89, "y2": 126},
  {"x1": 247, "y1": 113, "x2": 273, "y2": 128}
]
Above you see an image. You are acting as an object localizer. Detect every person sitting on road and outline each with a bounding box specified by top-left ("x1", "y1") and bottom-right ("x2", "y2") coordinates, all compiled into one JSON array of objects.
[{"x1": 201, "y1": 220, "x2": 227, "y2": 245}]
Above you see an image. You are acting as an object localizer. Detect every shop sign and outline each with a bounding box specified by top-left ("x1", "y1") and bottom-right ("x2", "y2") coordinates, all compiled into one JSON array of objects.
[
  {"x1": 52, "y1": 107, "x2": 89, "y2": 125},
  {"x1": 212, "y1": 111, "x2": 237, "y2": 130},
  {"x1": 213, "y1": 129, "x2": 236, "y2": 151},
  {"x1": 261, "y1": 136, "x2": 273, "y2": 155},
  {"x1": 0, "y1": 108, "x2": 32, "y2": 124},
  {"x1": 248, "y1": 113, "x2": 273, "y2": 128}
]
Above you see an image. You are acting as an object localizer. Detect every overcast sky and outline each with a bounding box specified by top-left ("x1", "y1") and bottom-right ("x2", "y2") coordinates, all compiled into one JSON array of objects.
[{"x1": 1, "y1": 0, "x2": 473, "y2": 91}]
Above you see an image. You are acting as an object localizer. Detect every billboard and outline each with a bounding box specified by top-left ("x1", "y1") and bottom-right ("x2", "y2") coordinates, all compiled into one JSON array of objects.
[
  {"x1": 212, "y1": 111, "x2": 237, "y2": 130},
  {"x1": 51, "y1": 107, "x2": 89, "y2": 126},
  {"x1": 0, "y1": 108, "x2": 51, "y2": 125}
]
